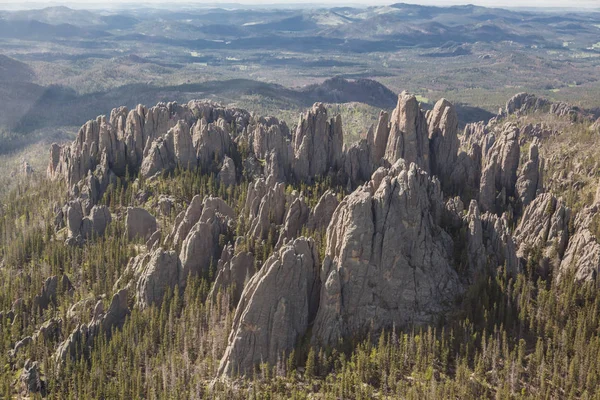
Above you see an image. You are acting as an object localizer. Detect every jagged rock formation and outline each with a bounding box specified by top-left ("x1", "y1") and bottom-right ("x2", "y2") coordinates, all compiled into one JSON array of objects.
[
  {"x1": 306, "y1": 190, "x2": 339, "y2": 231},
  {"x1": 20, "y1": 360, "x2": 46, "y2": 396},
  {"x1": 276, "y1": 194, "x2": 309, "y2": 248},
  {"x1": 505, "y1": 93, "x2": 550, "y2": 116},
  {"x1": 465, "y1": 200, "x2": 519, "y2": 277},
  {"x1": 126, "y1": 207, "x2": 157, "y2": 241},
  {"x1": 292, "y1": 103, "x2": 343, "y2": 182},
  {"x1": 559, "y1": 200, "x2": 600, "y2": 282},
  {"x1": 44, "y1": 89, "x2": 600, "y2": 384},
  {"x1": 516, "y1": 139, "x2": 543, "y2": 208},
  {"x1": 504, "y1": 92, "x2": 592, "y2": 122},
  {"x1": 136, "y1": 249, "x2": 180, "y2": 309},
  {"x1": 55, "y1": 289, "x2": 129, "y2": 367},
  {"x1": 384, "y1": 92, "x2": 430, "y2": 171},
  {"x1": 218, "y1": 237, "x2": 320, "y2": 377},
  {"x1": 514, "y1": 193, "x2": 570, "y2": 275},
  {"x1": 179, "y1": 196, "x2": 234, "y2": 286},
  {"x1": 478, "y1": 123, "x2": 520, "y2": 213},
  {"x1": 168, "y1": 194, "x2": 204, "y2": 247},
  {"x1": 32, "y1": 274, "x2": 73, "y2": 314},
  {"x1": 209, "y1": 245, "x2": 255, "y2": 306},
  {"x1": 312, "y1": 160, "x2": 461, "y2": 346},
  {"x1": 247, "y1": 179, "x2": 286, "y2": 240},
  {"x1": 218, "y1": 156, "x2": 237, "y2": 187},
  {"x1": 428, "y1": 98, "x2": 459, "y2": 187}
]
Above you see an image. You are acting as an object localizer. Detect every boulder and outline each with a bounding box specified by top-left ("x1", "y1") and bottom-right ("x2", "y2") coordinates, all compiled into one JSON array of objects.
[{"x1": 126, "y1": 207, "x2": 157, "y2": 241}]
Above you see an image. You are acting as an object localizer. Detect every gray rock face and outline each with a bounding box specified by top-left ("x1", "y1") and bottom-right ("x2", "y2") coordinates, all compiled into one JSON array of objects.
[
  {"x1": 66, "y1": 202, "x2": 112, "y2": 243},
  {"x1": 248, "y1": 180, "x2": 286, "y2": 240},
  {"x1": 276, "y1": 194, "x2": 309, "y2": 248},
  {"x1": 21, "y1": 359, "x2": 45, "y2": 396},
  {"x1": 478, "y1": 124, "x2": 520, "y2": 213},
  {"x1": 368, "y1": 111, "x2": 390, "y2": 166},
  {"x1": 505, "y1": 93, "x2": 550, "y2": 116},
  {"x1": 136, "y1": 249, "x2": 181, "y2": 309},
  {"x1": 559, "y1": 203, "x2": 600, "y2": 282},
  {"x1": 218, "y1": 156, "x2": 237, "y2": 187},
  {"x1": 344, "y1": 139, "x2": 372, "y2": 185},
  {"x1": 33, "y1": 274, "x2": 73, "y2": 314},
  {"x1": 312, "y1": 160, "x2": 461, "y2": 347},
  {"x1": 158, "y1": 195, "x2": 175, "y2": 216},
  {"x1": 514, "y1": 193, "x2": 570, "y2": 275},
  {"x1": 179, "y1": 196, "x2": 234, "y2": 286},
  {"x1": 194, "y1": 117, "x2": 234, "y2": 171},
  {"x1": 210, "y1": 245, "x2": 255, "y2": 306},
  {"x1": 83, "y1": 205, "x2": 112, "y2": 239},
  {"x1": 307, "y1": 190, "x2": 340, "y2": 231},
  {"x1": 384, "y1": 92, "x2": 430, "y2": 172},
  {"x1": 55, "y1": 289, "x2": 129, "y2": 367},
  {"x1": 169, "y1": 195, "x2": 204, "y2": 247},
  {"x1": 246, "y1": 116, "x2": 292, "y2": 178},
  {"x1": 516, "y1": 140, "x2": 543, "y2": 208},
  {"x1": 126, "y1": 207, "x2": 157, "y2": 241},
  {"x1": 66, "y1": 201, "x2": 84, "y2": 238},
  {"x1": 292, "y1": 103, "x2": 343, "y2": 182},
  {"x1": 465, "y1": 200, "x2": 519, "y2": 278},
  {"x1": 219, "y1": 237, "x2": 320, "y2": 377},
  {"x1": 428, "y1": 98, "x2": 459, "y2": 189}
]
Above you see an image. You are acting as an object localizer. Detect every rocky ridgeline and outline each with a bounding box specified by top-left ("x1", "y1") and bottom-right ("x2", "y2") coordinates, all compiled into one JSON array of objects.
[
  {"x1": 36, "y1": 91, "x2": 600, "y2": 380},
  {"x1": 503, "y1": 92, "x2": 595, "y2": 123}
]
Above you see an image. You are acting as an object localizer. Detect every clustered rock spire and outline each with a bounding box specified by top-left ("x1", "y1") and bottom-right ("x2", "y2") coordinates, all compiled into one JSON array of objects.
[{"x1": 42, "y1": 90, "x2": 600, "y2": 381}]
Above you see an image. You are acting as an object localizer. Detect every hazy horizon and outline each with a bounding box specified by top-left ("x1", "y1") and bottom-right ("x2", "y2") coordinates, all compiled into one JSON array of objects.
[{"x1": 0, "y1": 0, "x2": 598, "y2": 10}]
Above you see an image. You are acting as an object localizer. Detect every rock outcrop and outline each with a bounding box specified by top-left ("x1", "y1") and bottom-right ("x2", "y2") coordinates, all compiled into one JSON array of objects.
[
  {"x1": 516, "y1": 139, "x2": 543, "y2": 208},
  {"x1": 312, "y1": 160, "x2": 461, "y2": 346},
  {"x1": 168, "y1": 194, "x2": 204, "y2": 247},
  {"x1": 276, "y1": 194, "x2": 309, "y2": 248},
  {"x1": 384, "y1": 92, "x2": 430, "y2": 171},
  {"x1": 559, "y1": 201, "x2": 600, "y2": 282},
  {"x1": 179, "y1": 196, "x2": 234, "y2": 285},
  {"x1": 478, "y1": 124, "x2": 520, "y2": 213},
  {"x1": 428, "y1": 99, "x2": 459, "y2": 188},
  {"x1": 292, "y1": 103, "x2": 343, "y2": 182},
  {"x1": 136, "y1": 249, "x2": 181, "y2": 309},
  {"x1": 218, "y1": 156, "x2": 237, "y2": 187},
  {"x1": 219, "y1": 237, "x2": 320, "y2": 377},
  {"x1": 33, "y1": 274, "x2": 73, "y2": 314},
  {"x1": 20, "y1": 360, "x2": 46, "y2": 396},
  {"x1": 126, "y1": 207, "x2": 157, "y2": 241},
  {"x1": 55, "y1": 289, "x2": 129, "y2": 366},
  {"x1": 514, "y1": 193, "x2": 570, "y2": 275},
  {"x1": 209, "y1": 245, "x2": 255, "y2": 306},
  {"x1": 306, "y1": 190, "x2": 339, "y2": 231}
]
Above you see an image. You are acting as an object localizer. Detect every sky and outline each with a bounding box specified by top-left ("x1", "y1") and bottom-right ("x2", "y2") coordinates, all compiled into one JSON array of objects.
[{"x1": 0, "y1": 0, "x2": 597, "y2": 9}]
